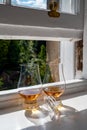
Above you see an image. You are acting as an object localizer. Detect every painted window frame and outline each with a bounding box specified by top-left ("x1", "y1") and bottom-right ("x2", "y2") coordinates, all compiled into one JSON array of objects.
[
  {"x1": 60, "y1": 40, "x2": 83, "y2": 81},
  {"x1": 2, "y1": 0, "x2": 80, "y2": 15},
  {"x1": 0, "y1": 39, "x2": 87, "y2": 109}
]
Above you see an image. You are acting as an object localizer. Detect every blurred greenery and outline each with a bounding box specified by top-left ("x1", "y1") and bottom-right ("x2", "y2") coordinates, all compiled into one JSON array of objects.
[
  {"x1": 0, "y1": 78, "x2": 4, "y2": 90},
  {"x1": 0, "y1": 40, "x2": 46, "y2": 90}
]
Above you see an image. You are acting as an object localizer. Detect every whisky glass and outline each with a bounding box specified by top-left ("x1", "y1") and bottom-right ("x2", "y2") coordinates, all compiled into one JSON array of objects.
[
  {"x1": 43, "y1": 63, "x2": 66, "y2": 114},
  {"x1": 43, "y1": 62, "x2": 77, "y2": 116},
  {"x1": 43, "y1": 62, "x2": 65, "y2": 97},
  {"x1": 17, "y1": 63, "x2": 42, "y2": 111}
]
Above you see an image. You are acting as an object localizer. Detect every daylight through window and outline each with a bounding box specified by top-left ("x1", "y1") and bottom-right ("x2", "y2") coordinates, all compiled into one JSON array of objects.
[{"x1": 0, "y1": 40, "x2": 83, "y2": 91}]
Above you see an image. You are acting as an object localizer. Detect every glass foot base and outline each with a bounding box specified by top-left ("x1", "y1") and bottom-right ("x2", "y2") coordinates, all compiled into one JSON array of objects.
[{"x1": 25, "y1": 107, "x2": 49, "y2": 119}]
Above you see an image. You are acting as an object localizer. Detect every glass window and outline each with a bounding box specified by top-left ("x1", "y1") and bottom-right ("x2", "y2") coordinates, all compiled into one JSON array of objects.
[
  {"x1": 59, "y1": 0, "x2": 80, "y2": 14},
  {"x1": 0, "y1": 40, "x2": 83, "y2": 91},
  {"x1": 11, "y1": 0, "x2": 47, "y2": 10},
  {"x1": 0, "y1": 0, "x2": 6, "y2": 4},
  {"x1": 11, "y1": 0, "x2": 80, "y2": 14}
]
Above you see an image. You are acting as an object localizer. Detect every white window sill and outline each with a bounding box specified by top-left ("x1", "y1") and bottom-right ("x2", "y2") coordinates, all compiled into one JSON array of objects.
[
  {"x1": 0, "y1": 90, "x2": 87, "y2": 130},
  {"x1": 0, "y1": 79, "x2": 87, "y2": 108}
]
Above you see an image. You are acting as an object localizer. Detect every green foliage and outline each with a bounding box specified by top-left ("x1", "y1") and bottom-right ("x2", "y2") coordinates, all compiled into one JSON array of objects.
[
  {"x1": 0, "y1": 40, "x2": 10, "y2": 71},
  {"x1": 7, "y1": 40, "x2": 20, "y2": 68},
  {"x1": 38, "y1": 45, "x2": 46, "y2": 61},
  {"x1": 0, "y1": 39, "x2": 46, "y2": 90},
  {"x1": 33, "y1": 40, "x2": 46, "y2": 55},
  {"x1": 19, "y1": 40, "x2": 36, "y2": 64},
  {"x1": 37, "y1": 45, "x2": 46, "y2": 81},
  {"x1": 0, "y1": 78, "x2": 4, "y2": 90}
]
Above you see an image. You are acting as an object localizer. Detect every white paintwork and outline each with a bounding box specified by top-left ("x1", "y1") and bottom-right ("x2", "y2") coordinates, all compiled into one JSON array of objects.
[
  {"x1": 0, "y1": 0, "x2": 84, "y2": 39},
  {"x1": 0, "y1": 23, "x2": 82, "y2": 40},
  {"x1": 60, "y1": 41, "x2": 75, "y2": 80}
]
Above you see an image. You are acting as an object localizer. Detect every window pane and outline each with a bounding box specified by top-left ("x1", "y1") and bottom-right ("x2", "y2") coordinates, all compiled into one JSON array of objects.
[
  {"x1": 59, "y1": 0, "x2": 80, "y2": 14},
  {"x1": 11, "y1": 0, "x2": 47, "y2": 10},
  {"x1": 0, "y1": 40, "x2": 82, "y2": 91},
  {"x1": 0, "y1": 0, "x2": 6, "y2": 4},
  {"x1": 60, "y1": 0, "x2": 72, "y2": 13}
]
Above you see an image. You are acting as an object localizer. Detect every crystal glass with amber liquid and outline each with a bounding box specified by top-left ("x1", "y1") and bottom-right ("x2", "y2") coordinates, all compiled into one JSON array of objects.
[
  {"x1": 43, "y1": 62, "x2": 66, "y2": 110},
  {"x1": 17, "y1": 63, "x2": 42, "y2": 110},
  {"x1": 43, "y1": 63, "x2": 77, "y2": 117},
  {"x1": 44, "y1": 87, "x2": 64, "y2": 100},
  {"x1": 19, "y1": 88, "x2": 41, "y2": 110}
]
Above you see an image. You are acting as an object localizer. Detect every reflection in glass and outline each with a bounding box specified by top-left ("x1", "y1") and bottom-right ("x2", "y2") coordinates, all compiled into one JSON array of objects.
[
  {"x1": 11, "y1": 0, "x2": 47, "y2": 10},
  {"x1": 59, "y1": 0, "x2": 80, "y2": 14},
  {"x1": 18, "y1": 64, "x2": 41, "y2": 87}
]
